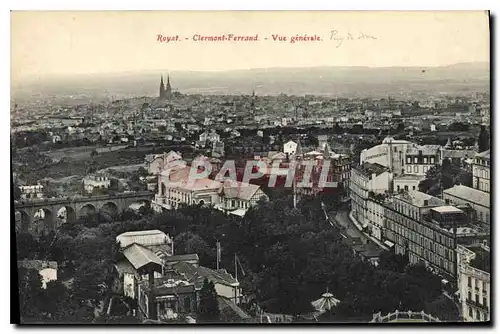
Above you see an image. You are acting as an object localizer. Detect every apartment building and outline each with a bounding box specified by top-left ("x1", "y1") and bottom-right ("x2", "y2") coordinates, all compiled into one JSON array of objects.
[
  {"x1": 472, "y1": 150, "x2": 490, "y2": 193},
  {"x1": 385, "y1": 190, "x2": 489, "y2": 281},
  {"x1": 403, "y1": 145, "x2": 440, "y2": 176},
  {"x1": 457, "y1": 244, "x2": 490, "y2": 322},
  {"x1": 350, "y1": 162, "x2": 392, "y2": 228}
]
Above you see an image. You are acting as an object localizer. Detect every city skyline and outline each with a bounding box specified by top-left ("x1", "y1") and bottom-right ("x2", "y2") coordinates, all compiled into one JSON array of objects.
[{"x1": 11, "y1": 11, "x2": 489, "y2": 82}]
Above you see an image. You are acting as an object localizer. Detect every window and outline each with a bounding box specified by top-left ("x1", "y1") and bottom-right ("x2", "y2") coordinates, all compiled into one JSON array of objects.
[
  {"x1": 483, "y1": 297, "x2": 487, "y2": 306},
  {"x1": 424, "y1": 157, "x2": 428, "y2": 163},
  {"x1": 468, "y1": 291, "x2": 472, "y2": 300},
  {"x1": 430, "y1": 157, "x2": 434, "y2": 163},
  {"x1": 414, "y1": 157, "x2": 418, "y2": 163},
  {"x1": 468, "y1": 307, "x2": 473, "y2": 317},
  {"x1": 476, "y1": 311, "x2": 481, "y2": 320},
  {"x1": 412, "y1": 186, "x2": 416, "y2": 190},
  {"x1": 407, "y1": 157, "x2": 411, "y2": 163},
  {"x1": 414, "y1": 166, "x2": 419, "y2": 173}
]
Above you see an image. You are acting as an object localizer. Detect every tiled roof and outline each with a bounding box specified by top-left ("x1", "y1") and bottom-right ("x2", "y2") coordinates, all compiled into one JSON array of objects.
[
  {"x1": 164, "y1": 254, "x2": 199, "y2": 263},
  {"x1": 122, "y1": 243, "x2": 163, "y2": 271},
  {"x1": 406, "y1": 144, "x2": 440, "y2": 155},
  {"x1": 395, "y1": 190, "x2": 445, "y2": 208},
  {"x1": 355, "y1": 162, "x2": 390, "y2": 178},
  {"x1": 476, "y1": 150, "x2": 490, "y2": 159},
  {"x1": 443, "y1": 185, "x2": 490, "y2": 208},
  {"x1": 174, "y1": 178, "x2": 222, "y2": 192},
  {"x1": 442, "y1": 149, "x2": 477, "y2": 159},
  {"x1": 394, "y1": 174, "x2": 425, "y2": 181},
  {"x1": 218, "y1": 296, "x2": 251, "y2": 322},
  {"x1": 172, "y1": 261, "x2": 238, "y2": 290},
  {"x1": 117, "y1": 230, "x2": 171, "y2": 248},
  {"x1": 18, "y1": 260, "x2": 58, "y2": 271},
  {"x1": 220, "y1": 181, "x2": 261, "y2": 201}
]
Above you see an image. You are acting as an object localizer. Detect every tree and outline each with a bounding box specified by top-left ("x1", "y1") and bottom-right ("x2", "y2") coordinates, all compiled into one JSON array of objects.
[
  {"x1": 14, "y1": 184, "x2": 22, "y2": 200},
  {"x1": 174, "y1": 231, "x2": 213, "y2": 261},
  {"x1": 478, "y1": 125, "x2": 490, "y2": 152},
  {"x1": 18, "y1": 267, "x2": 44, "y2": 321},
  {"x1": 198, "y1": 279, "x2": 220, "y2": 323},
  {"x1": 378, "y1": 251, "x2": 408, "y2": 273},
  {"x1": 39, "y1": 280, "x2": 70, "y2": 319}
]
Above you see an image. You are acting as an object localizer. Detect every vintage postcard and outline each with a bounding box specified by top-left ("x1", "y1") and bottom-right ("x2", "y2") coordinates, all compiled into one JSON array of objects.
[{"x1": 11, "y1": 11, "x2": 490, "y2": 324}]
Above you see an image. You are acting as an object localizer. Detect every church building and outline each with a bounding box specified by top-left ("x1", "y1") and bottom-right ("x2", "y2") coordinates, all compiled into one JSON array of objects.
[{"x1": 159, "y1": 75, "x2": 173, "y2": 100}]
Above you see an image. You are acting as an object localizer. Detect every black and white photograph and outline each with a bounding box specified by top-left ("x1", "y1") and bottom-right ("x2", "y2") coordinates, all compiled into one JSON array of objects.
[{"x1": 10, "y1": 10, "x2": 491, "y2": 325}]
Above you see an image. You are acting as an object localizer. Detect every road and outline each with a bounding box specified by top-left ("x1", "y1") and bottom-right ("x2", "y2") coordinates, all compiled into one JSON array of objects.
[
  {"x1": 320, "y1": 202, "x2": 367, "y2": 243},
  {"x1": 335, "y1": 211, "x2": 369, "y2": 243}
]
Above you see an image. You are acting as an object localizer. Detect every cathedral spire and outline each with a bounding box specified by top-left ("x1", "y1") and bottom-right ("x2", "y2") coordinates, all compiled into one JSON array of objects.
[
  {"x1": 159, "y1": 75, "x2": 166, "y2": 99},
  {"x1": 166, "y1": 74, "x2": 172, "y2": 98}
]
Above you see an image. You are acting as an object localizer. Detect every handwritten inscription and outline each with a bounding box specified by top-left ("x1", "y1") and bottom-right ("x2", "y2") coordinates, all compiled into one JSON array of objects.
[{"x1": 330, "y1": 30, "x2": 378, "y2": 48}]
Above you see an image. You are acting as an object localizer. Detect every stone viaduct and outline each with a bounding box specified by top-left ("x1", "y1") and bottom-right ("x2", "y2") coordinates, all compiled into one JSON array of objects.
[{"x1": 14, "y1": 191, "x2": 154, "y2": 235}]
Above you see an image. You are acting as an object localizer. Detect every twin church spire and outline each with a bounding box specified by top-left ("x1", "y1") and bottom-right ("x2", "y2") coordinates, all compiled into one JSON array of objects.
[{"x1": 159, "y1": 74, "x2": 172, "y2": 100}]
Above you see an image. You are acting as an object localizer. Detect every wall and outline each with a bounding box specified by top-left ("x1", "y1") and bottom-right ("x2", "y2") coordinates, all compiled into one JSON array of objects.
[
  {"x1": 215, "y1": 283, "x2": 242, "y2": 305},
  {"x1": 39, "y1": 268, "x2": 57, "y2": 289}
]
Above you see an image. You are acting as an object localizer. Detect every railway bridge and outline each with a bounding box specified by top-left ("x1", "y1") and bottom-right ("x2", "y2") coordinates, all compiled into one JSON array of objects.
[{"x1": 14, "y1": 191, "x2": 154, "y2": 235}]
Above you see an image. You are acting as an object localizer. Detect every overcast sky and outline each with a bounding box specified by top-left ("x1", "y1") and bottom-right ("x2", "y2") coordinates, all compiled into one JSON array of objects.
[{"x1": 11, "y1": 11, "x2": 490, "y2": 81}]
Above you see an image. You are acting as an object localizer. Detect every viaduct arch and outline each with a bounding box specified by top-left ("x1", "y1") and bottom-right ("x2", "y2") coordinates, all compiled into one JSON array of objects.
[{"x1": 14, "y1": 191, "x2": 154, "y2": 235}]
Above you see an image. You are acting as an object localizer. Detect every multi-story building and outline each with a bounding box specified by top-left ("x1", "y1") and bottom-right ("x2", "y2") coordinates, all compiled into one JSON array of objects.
[
  {"x1": 457, "y1": 244, "x2": 490, "y2": 322},
  {"x1": 19, "y1": 184, "x2": 44, "y2": 199},
  {"x1": 153, "y1": 164, "x2": 268, "y2": 217},
  {"x1": 472, "y1": 150, "x2": 490, "y2": 193},
  {"x1": 114, "y1": 229, "x2": 243, "y2": 321},
  {"x1": 393, "y1": 174, "x2": 425, "y2": 193},
  {"x1": 366, "y1": 196, "x2": 387, "y2": 240},
  {"x1": 384, "y1": 191, "x2": 488, "y2": 281},
  {"x1": 82, "y1": 174, "x2": 111, "y2": 193},
  {"x1": 295, "y1": 149, "x2": 351, "y2": 197},
  {"x1": 350, "y1": 162, "x2": 392, "y2": 228},
  {"x1": 443, "y1": 185, "x2": 490, "y2": 225},
  {"x1": 360, "y1": 136, "x2": 412, "y2": 177},
  {"x1": 403, "y1": 145, "x2": 440, "y2": 176}
]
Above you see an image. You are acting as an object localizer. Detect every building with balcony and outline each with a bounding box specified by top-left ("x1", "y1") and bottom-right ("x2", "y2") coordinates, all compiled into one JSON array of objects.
[
  {"x1": 472, "y1": 150, "x2": 490, "y2": 193},
  {"x1": 457, "y1": 244, "x2": 490, "y2": 322},
  {"x1": 350, "y1": 162, "x2": 392, "y2": 228},
  {"x1": 384, "y1": 192, "x2": 488, "y2": 281}
]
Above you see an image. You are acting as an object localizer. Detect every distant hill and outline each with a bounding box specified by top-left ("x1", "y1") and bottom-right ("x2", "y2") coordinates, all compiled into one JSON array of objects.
[{"x1": 12, "y1": 62, "x2": 490, "y2": 102}]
